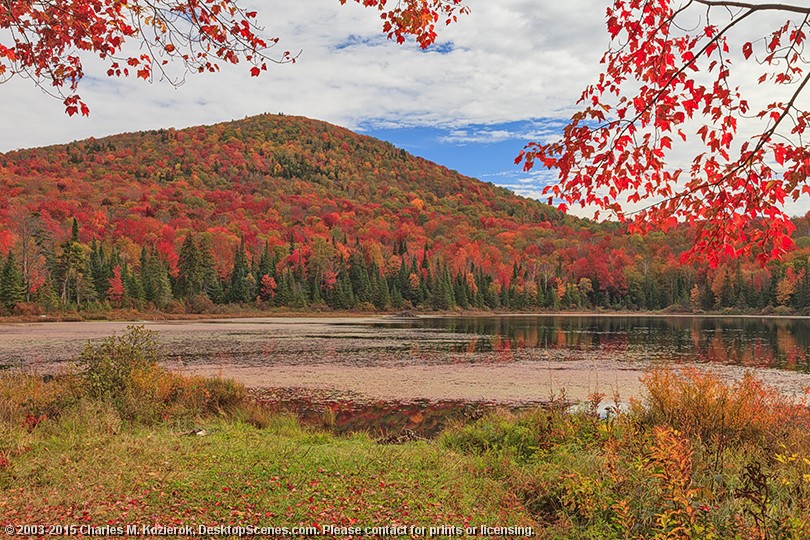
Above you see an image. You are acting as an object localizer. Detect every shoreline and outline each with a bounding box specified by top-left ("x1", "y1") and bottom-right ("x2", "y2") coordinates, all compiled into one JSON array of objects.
[{"x1": 2, "y1": 308, "x2": 810, "y2": 326}]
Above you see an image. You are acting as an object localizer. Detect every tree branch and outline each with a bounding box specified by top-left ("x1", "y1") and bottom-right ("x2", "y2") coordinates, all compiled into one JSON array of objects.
[{"x1": 693, "y1": 1, "x2": 810, "y2": 15}]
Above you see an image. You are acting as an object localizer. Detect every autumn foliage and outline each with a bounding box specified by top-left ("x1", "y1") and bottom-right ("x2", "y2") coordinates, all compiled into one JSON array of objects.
[
  {"x1": 1, "y1": 115, "x2": 810, "y2": 316},
  {"x1": 518, "y1": 0, "x2": 810, "y2": 266}
]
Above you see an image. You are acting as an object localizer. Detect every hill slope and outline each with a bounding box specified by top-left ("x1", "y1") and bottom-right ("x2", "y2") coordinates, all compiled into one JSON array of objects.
[
  {"x1": 1, "y1": 114, "x2": 564, "y2": 271},
  {"x1": 0, "y1": 114, "x2": 809, "y2": 314}
]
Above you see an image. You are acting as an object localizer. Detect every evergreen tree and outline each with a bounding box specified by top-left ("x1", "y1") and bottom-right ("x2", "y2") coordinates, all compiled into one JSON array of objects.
[
  {"x1": 177, "y1": 234, "x2": 205, "y2": 299},
  {"x1": 198, "y1": 237, "x2": 223, "y2": 303},
  {"x1": 349, "y1": 252, "x2": 372, "y2": 303},
  {"x1": 431, "y1": 265, "x2": 455, "y2": 311},
  {"x1": 372, "y1": 271, "x2": 390, "y2": 310},
  {"x1": 121, "y1": 263, "x2": 140, "y2": 305},
  {"x1": 140, "y1": 248, "x2": 172, "y2": 309},
  {"x1": 70, "y1": 218, "x2": 79, "y2": 243},
  {"x1": 89, "y1": 240, "x2": 113, "y2": 301},
  {"x1": 329, "y1": 268, "x2": 355, "y2": 309},
  {"x1": 276, "y1": 268, "x2": 307, "y2": 308},
  {"x1": 256, "y1": 241, "x2": 277, "y2": 282},
  {"x1": 0, "y1": 253, "x2": 26, "y2": 311},
  {"x1": 454, "y1": 274, "x2": 469, "y2": 309},
  {"x1": 227, "y1": 239, "x2": 251, "y2": 303},
  {"x1": 56, "y1": 231, "x2": 94, "y2": 307}
]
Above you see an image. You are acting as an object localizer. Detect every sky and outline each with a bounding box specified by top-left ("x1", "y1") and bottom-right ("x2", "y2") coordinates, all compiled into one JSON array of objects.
[{"x1": 0, "y1": 0, "x2": 806, "y2": 217}]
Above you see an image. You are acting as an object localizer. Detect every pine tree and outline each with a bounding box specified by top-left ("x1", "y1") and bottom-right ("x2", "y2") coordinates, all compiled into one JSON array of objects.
[
  {"x1": 89, "y1": 240, "x2": 112, "y2": 300},
  {"x1": 140, "y1": 249, "x2": 172, "y2": 309},
  {"x1": 177, "y1": 234, "x2": 205, "y2": 299},
  {"x1": 0, "y1": 253, "x2": 26, "y2": 311},
  {"x1": 70, "y1": 218, "x2": 79, "y2": 243},
  {"x1": 349, "y1": 252, "x2": 371, "y2": 303},
  {"x1": 329, "y1": 268, "x2": 355, "y2": 309},
  {"x1": 256, "y1": 241, "x2": 276, "y2": 282},
  {"x1": 56, "y1": 229, "x2": 93, "y2": 307},
  {"x1": 197, "y1": 237, "x2": 223, "y2": 303},
  {"x1": 372, "y1": 271, "x2": 390, "y2": 310},
  {"x1": 454, "y1": 274, "x2": 469, "y2": 309},
  {"x1": 227, "y1": 238, "x2": 251, "y2": 303},
  {"x1": 431, "y1": 265, "x2": 455, "y2": 311}
]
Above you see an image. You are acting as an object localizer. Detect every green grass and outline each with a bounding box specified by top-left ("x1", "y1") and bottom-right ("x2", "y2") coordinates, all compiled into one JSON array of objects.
[{"x1": 1, "y1": 405, "x2": 533, "y2": 535}]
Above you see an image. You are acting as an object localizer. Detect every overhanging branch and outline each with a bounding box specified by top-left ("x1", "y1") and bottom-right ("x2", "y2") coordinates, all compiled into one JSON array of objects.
[{"x1": 693, "y1": 1, "x2": 810, "y2": 15}]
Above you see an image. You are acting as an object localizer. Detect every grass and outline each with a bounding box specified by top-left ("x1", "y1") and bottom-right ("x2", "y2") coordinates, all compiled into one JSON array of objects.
[
  {"x1": 2, "y1": 413, "x2": 532, "y2": 531},
  {"x1": 1, "y1": 326, "x2": 810, "y2": 538}
]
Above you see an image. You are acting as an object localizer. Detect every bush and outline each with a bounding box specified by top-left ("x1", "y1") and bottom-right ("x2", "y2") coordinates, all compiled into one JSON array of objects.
[
  {"x1": 356, "y1": 301, "x2": 376, "y2": 312},
  {"x1": 78, "y1": 325, "x2": 247, "y2": 423},
  {"x1": 188, "y1": 293, "x2": 215, "y2": 314},
  {"x1": 639, "y1": 368, "x2": 810, "y2": 447},
  {"x1": 0, "y1": 371, "x2": 83, "y2": 426},
  {"x1": 12, "y1": 302, "x2": 43, "y2": 317},
  {"x1": 79, "y1": 326, "x2": 161, "y2": 404}
]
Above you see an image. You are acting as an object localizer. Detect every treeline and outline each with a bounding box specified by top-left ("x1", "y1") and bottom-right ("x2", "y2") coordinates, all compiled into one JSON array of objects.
[{"x1": 3, "y1": 218, "x2": 810, "y2": 316}]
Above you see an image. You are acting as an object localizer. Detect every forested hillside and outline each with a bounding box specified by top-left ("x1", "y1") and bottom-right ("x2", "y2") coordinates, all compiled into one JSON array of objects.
[{"x1": 0, "y1": 114, "x2": 809, "y2": 315}]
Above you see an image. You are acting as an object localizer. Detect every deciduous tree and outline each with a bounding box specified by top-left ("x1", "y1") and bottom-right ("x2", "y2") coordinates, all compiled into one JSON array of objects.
[{"x1": 518, "y1": 0, "x2": 810, "y2": 265}]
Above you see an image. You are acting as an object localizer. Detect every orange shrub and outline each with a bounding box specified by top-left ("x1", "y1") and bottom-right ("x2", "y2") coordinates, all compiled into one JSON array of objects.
[{"x1": 640, "y1": 368, "x2": 810, "y2": 447}]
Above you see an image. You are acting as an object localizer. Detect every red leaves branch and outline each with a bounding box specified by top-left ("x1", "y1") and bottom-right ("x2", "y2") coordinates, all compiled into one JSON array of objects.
[
  {"x1": 0, "y1": 0, "x2": 468, "y2": 115},
  {"x1": 518, "y1": 0, "x2": 810, "y2": 266},
  {"x1": 0, "y1": 0, "x2": 292, "y2": 115},
  {"x1": 342, "y1": 0, "x2": 468, "y2": 49}
]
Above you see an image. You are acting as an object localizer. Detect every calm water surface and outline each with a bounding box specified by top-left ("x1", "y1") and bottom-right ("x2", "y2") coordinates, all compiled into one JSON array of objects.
[
  {"x1": 378, "y1": 315, "x2": 810, "y2": 371},
  {"x1": 2, "y1": 315, "x2": 808, "y2": 371},
  {"x1": 2, "y1": 315, "x2": 809, "y2": 435}
]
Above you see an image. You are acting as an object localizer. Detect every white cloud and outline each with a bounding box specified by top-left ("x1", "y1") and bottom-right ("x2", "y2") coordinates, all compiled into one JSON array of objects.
[{"x1": 0, "y1": 0, "x2": 610, "y2": 151}]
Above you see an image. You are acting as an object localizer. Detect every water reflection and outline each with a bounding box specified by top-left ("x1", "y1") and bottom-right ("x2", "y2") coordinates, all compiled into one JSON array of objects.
[
  {"x1": 3, "y1": 315, "x2": 809, "y2": 374},
  {"x1": 374, "y1": 316, "x2": 810, "y2": 372}
]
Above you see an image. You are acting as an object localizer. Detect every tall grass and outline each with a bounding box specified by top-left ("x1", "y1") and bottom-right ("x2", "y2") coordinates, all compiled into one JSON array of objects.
[
  {"x1": 440, "y1": 368, "x2": 810, "y2": 539},
  {"x1": 1, "y1": 326, "x2": 248, "y2": 429}
]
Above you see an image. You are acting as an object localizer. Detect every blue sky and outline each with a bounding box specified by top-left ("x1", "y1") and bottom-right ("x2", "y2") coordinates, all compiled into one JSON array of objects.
[{"x1": 359, "y1": 121, "x2": 545, "y2": 199}]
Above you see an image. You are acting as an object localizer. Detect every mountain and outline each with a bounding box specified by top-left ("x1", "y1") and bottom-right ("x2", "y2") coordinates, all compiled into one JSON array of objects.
[{"x1": 0, "y1": 114, "x2": 809, "y2": 314}]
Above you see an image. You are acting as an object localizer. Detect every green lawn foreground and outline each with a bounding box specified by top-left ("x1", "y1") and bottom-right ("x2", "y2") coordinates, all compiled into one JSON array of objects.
[{"x1": 1, "y1": 326, "x2": 810, "y2": 539}]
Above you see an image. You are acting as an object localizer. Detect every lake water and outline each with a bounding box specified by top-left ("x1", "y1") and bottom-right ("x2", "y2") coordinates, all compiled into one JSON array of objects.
[
  {"x1": 2, "y1": 315, "x2": 810, "y2": 435},
  {"x1": 383, "y1": 315, "x2": 810, "y2": 371}
]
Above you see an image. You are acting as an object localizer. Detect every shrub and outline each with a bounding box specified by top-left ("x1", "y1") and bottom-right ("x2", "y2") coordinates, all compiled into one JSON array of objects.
[
  {"x1": 78, "y1": 325, "x2": 161, "y2": 404},
  {"x1": 356, "y1": 301, "x2": 376, "y2": 312},
  {"x1": 640, "y1": 368, "x2": 810, "y2": 448},
  {"x1": 77, "y1": 325, "x2": 247, "y2": 423},
  {"x1": 188, "y1": 293, "x2": 214, "y2": 314},
  {"x1": 12, "y1": 302, "x2": 42, "y2": 317},
  {"x1": 0, "y1": 371, "x2": 83, "y2": 426}
]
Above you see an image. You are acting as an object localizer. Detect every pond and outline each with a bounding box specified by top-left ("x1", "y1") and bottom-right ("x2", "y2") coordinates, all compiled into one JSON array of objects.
[{"x1": 2, "y1": 315, "x2": 809, "y2": 435}]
